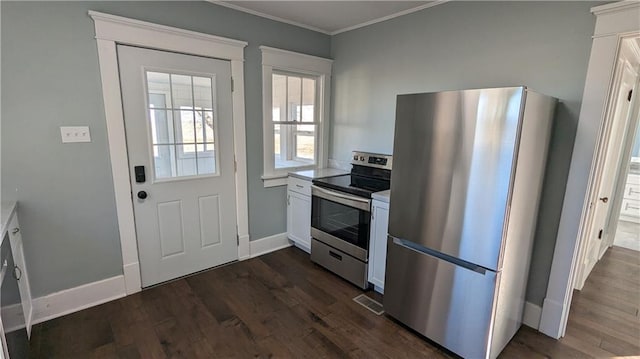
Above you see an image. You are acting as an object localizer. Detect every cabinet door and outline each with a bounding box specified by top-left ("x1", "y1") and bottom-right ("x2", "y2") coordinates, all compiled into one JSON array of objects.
[
  {"x1": 7, "y1": 215, "x2": 32, "y2": 337},
  {"x1": 368, "y1": 201, "x2": 389, "y2": 292},
  {"x1": 287, "y1": 190, "x2": 311, "y2": 253}
]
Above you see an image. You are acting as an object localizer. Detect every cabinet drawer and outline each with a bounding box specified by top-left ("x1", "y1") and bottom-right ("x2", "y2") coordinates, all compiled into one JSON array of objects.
[
  {"x1": 621, "y1": 199, "x2": 640, "y2": 218},
  {"x1": 624, "y1": 183, "x2": 640, "y2": 201},
  {"x1": 288, "y1": 176, "x2": 312, "y2": 196}
]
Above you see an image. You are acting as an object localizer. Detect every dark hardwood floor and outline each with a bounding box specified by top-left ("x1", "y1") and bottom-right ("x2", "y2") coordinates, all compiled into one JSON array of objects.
[{"x1": 28, "y1": 246, "x2": 639, "y2": 358}]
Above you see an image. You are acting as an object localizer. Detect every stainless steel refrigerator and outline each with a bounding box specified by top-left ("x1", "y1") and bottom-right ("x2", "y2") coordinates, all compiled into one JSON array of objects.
[{"x1": 385, "y1": 87, "x2": 556, "y2": 359}]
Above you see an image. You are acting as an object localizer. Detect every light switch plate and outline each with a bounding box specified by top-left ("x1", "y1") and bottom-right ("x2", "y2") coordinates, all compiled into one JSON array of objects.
[{"x1": 60, "y1": 126, "x2": 91, "y2": 143}]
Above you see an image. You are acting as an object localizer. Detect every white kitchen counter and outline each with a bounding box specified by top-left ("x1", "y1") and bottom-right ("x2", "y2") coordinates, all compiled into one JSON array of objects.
[
  {"x1": 1, "y1": 201, "x2": 17, "y2": 241},
  {"x1": 372, "y1": 190, "x2": 390, "y2": 203},
  {"x1": 288, "y1": 168, "x2": 349, "y2": 181}
]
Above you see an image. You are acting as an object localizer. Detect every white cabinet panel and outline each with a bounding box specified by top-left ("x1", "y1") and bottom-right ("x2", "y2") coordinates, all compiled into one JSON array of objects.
[
  {"x1": 621, "y1": 174, "x2": 640, "y2": 223},
  {"x1": 368, "y1": 199, "x2": 389, "y2": 293},
  {"x1": 288, "y1": 176, "x2": 312, "y2": 196},
  {"x1": 287, "y1": 189, "x2": 311, "y2": 253},
  {"x1": 7, "y1": 214, "x2": 32, "y2": 338}
]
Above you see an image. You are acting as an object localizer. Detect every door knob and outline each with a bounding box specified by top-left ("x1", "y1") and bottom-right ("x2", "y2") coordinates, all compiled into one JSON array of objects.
[
  {"x1": 599, "y1": 197, "x2": 608, "y2": 203},
  {"x1": 137, "y1": 191, "x2": 148, "y2": 199}
]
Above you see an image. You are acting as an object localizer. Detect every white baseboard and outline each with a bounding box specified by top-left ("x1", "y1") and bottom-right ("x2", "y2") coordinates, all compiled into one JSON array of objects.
[
  {"x1": 538, "y1": 297, "x2": 564, "y2": 339},
  {"x1": 522, "y1": 301, "x2": 542, "y2": 330},
  {"x1": 28, "y1": 235, "x2": 293, "y2": 325},
  {"x1": 238, "y1": 234, "x2": 251, "y2": 260},
  {"x1": 292, "y1": 241, "x2": 310, "y2": 254},
  {"x1": 1, "y1": 303, "x2": 25, "y2": 333},
  {"x1": 31, "y1": 275, "x2": 126, "y2": 325},
  {"x1": 250, "y1": 232, "x2": 291, "y2": 258}
]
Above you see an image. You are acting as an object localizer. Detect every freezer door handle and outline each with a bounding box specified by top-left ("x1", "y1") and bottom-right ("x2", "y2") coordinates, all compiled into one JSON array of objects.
[{"x1": 390, "y1": 237, "x2": 488, "y2": 275}]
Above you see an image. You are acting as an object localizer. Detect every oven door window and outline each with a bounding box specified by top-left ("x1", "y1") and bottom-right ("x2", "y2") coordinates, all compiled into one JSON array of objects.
[{"x1": 311, "y1": 196, "x2": 370, "y2": 250}]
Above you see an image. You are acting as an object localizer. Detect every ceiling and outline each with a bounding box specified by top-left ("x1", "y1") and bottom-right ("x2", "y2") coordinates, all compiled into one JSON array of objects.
[{"x1": 212, "y1": 1, "x2": 442, "y2": 35}]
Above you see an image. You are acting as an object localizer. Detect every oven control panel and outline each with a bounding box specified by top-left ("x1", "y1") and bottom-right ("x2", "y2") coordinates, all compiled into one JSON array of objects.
[{"x1": 351, "y1": 151, "x2": 393, "y2": 170}]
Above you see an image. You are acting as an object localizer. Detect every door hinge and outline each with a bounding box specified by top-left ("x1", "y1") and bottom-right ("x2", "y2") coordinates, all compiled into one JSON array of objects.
[
  {"x1": 231, "y1": 77, "x2": 234, "y2": 92},
  {"x1": 234, "y1": 158, "x2": 237, "y2": 173},
  {"x1": 628, "y1": 89, "x2": 633, "y2": 102},
  {"x1": 237, "y1": 235, "x2": 239, "y2": 246},
  {"x1": 598, "y1": 229, "x2": 603, "y2": 239}
]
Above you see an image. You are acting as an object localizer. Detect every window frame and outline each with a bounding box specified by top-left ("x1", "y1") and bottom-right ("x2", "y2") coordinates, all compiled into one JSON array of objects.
[{"x1": 260, "y1": 46, "x2": 332, "y2": 187}]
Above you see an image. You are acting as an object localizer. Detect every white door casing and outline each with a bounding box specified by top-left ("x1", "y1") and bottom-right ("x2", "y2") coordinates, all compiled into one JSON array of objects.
[
  {"x1": 118, "y1": 45, "x2": 238, "y2": 287},
  {"x1": 539, "y1": 1, "x2": 640, "y2": 339},
  {"x1": 574, "y1": 47, "x2": 640, "y2": 290},
  {"x1": 90, "y1": 11, "x2": 249, "y2": 294}
]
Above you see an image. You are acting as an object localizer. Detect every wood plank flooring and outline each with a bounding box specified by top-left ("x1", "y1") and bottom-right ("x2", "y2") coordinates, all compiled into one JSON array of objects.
[{"x1": 28, "y1": 246, "x2": 639, "y2": 358}]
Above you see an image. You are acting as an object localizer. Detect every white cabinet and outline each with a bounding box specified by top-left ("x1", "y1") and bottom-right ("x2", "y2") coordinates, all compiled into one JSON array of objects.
[
  {"x1": 0, "y1": 203, "x2": 32, "y2": 358},
  {"x1": 7, "y1": 214, "x2": 32, "y2": 336},
  {"x1": 620, "y1": 173, "x2": 640, "y2": 223},
  {"x1": 368, "y1": 199, "x2": 389, "y2": 293},
  {"x1": 287, "y1": 177, "x2": 312, "y2": 253}
]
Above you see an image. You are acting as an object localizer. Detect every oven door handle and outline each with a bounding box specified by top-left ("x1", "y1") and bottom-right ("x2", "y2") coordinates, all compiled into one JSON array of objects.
[{"x1": 311, "y1": 185, "x2": 371, "y2": 212}]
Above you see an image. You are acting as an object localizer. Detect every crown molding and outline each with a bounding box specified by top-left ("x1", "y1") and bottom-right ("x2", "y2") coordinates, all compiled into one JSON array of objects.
[
  {"x1": 592, "y1": 1, "x2": 640, "y2": 16},
  {"x1": 331, "y1": 0, "x2": 449, "y2": 35},
  {"x1": 209, "y1": 1, "x2": 331, "y2": 35},
  {"x1": 207, "y1": 1, "x2": 449, "y2": 36}
]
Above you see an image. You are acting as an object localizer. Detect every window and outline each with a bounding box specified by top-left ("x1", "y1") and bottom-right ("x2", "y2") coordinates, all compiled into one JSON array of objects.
[
  {"x1": 145, "y1": 71, "x2": 219, "y2": 180},
  {"x1": 261, "y1": 46, "x2": 332, "y2": 187}
]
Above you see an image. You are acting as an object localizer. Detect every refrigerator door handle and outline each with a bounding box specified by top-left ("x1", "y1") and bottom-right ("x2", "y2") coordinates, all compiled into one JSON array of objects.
[{"x1": 390, "y1": 236, "x2": 488, "y2": 275}]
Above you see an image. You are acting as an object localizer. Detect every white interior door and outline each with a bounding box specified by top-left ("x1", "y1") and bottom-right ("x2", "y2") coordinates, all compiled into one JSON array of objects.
[
  {"x1": 117, "y1": 45, "x2": 238, "y2": 287},
  {"x1": 576, "y1": 55, "x2": 639, "y2": 289}
]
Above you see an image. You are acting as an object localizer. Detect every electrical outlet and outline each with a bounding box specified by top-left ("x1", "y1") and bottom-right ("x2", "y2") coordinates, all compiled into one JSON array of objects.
[{"x1": 60, "y1": 126, "x2": 91, "y2": 143}]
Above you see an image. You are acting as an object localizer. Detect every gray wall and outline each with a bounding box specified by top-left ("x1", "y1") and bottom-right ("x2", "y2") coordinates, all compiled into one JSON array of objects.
[
  {"x1": 1, "y1": 1, "x2": 330, "y2": 297},
  {"x1": 330, "y1": 1, "x2": 599, "y2": 306}
]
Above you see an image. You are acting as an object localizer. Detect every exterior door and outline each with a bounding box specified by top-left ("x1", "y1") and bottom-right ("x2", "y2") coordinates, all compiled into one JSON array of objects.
[{"x1": 117, "y1": 45, "x2": 238, "y2": 287}]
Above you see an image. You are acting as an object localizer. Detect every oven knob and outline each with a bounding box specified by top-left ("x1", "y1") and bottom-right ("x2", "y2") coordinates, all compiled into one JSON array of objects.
[
  {"x1": 353, "y1": 155, "x2": 359, "y2": 160},
  {"x1": 359, "y1": 156, "x2": 365, "y2": 161}
]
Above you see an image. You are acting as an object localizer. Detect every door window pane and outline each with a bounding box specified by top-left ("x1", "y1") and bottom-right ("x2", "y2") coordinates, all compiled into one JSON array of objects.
[
  {"x1": 147, "y1": 72, "x2": 172, "y2": 108},
  {"x1": 149, "y1": 109, "x2": 173, "y2": 144},
  {"x1": 195, "y1": 110, "x2": 215, "y2": 143},
  {"x1": 153, "y1": 144, "x2": 174, "y2": 179},
  {"x1": 193, "y1": 76, "x2": 213, "y2": 110},
  {"x1": 174, "y1": 110, "x2": 196, "y2": 145},
  {"x1": 171, "y1": 74, "x2": 193, "y2": 108},
  {"x1": 176, "y1": 145, "x2": 197, "y2": 177},
  {"x1": 146, "y1": 71, "x2": 219, "y2": 179},
  {"x1": 197, "y1": 143, "x2": 216, "y2": 175}
]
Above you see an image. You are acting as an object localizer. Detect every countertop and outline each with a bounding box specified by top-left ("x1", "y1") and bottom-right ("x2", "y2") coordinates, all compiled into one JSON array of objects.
[
  {"x1": 288, "y1": 168, "x2": 349, "y2": 181},
  {"x1": 1, "y1": 201, "x2": 17, "y2": 240},
  {"x1": 372, "y1": 190, "x2": 390, "y2": 203}
]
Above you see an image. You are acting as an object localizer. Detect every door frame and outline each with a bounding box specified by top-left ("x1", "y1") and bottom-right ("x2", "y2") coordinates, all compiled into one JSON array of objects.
[
  {"x1": 539, "y1": 2, "x2": 640, "y2": 339},
  {"x1": 573, "y1": 42, "x2": 640, "y2": 291},
  {"x1": 90, "y1": 11, "x2": 250, "y2": 295}
]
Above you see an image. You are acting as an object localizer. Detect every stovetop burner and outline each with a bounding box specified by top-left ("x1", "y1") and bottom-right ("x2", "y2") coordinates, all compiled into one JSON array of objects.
[{"x1": 312, "y1": 151, "x2": 392, "y2": 198}]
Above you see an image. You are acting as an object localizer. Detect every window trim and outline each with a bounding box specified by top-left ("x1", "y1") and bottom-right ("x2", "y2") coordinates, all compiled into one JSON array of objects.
[{"x1": 260, "y1": 46, "x2": 332, "y2": 187}]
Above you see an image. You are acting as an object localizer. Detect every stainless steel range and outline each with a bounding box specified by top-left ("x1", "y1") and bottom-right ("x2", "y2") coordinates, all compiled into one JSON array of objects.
[{"x1": 310, "y1": 151, "x2": 392, "y2": 289}]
